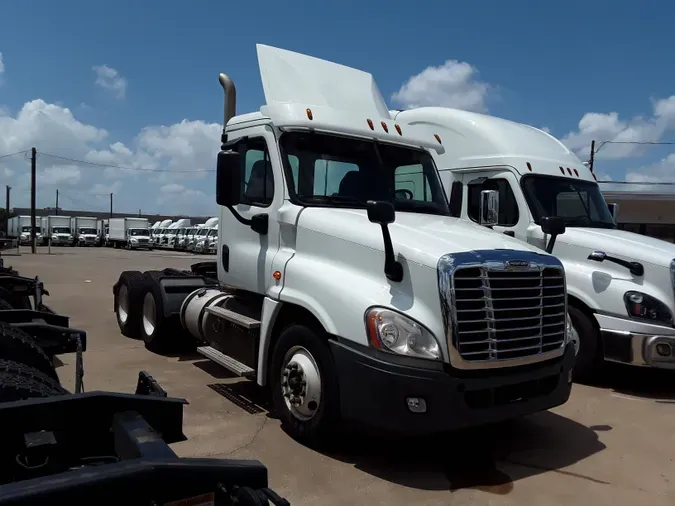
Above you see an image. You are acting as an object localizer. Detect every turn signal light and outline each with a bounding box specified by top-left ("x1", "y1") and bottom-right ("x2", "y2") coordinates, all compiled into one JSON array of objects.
[
  {"x1": 395, "y1": 124, "x2": 402, "y2": 135},
  {"x1": 367, "y1": 119, "x2": 374, "y2": 130},
  {"x1": 381, "y1": 121, "x2": 389, "y2": 133},
  {"x1": 526, "y1": 162, "x2": 532, "y2": 172},
  {"x1": 273, "y1": 270, "x2": 282, "y2": 280},
  {"x1": 573, "y1": 168, "x2": 579, "y2": 177},
  {"x1": 434, "y1": 134, "x2": 442, "y2": 144},
  {"x1": 306, "y1": 108, "x2": 313, "y2": 120}
]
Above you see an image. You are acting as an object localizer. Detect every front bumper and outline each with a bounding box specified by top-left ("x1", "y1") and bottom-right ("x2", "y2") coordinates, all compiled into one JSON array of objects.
[
  {"x1": 596, "y1": 313, "x2": 675, "y2": 369},
  {"x1": 330, "y1": 341, "x2": 575, "y2": 434}
]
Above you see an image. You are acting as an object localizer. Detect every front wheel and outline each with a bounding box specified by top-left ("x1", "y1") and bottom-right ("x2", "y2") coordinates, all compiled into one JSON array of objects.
[
  {"x1": 569, "y1": 305, "x2": 603, "y2": 380},
  {"x1": 270, "y1": 325, "x2": 340, "y2": 446}
]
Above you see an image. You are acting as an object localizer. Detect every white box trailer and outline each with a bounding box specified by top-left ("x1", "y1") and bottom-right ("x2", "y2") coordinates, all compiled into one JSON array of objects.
[
  {"x1": 8, "y1": 216, "x2": 43, "y2": 245},
  {"x1": 41, "y1": 216, "x2": 72, "y2": 246},
  {"x1": 71, "y1": 217, "x2": 98, "y2": 247},
  {"x1": 108, "y1": 218, "x2": 152, "y2": 250}
]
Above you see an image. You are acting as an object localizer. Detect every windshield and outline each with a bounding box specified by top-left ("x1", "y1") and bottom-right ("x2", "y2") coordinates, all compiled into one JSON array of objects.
[
  {"x1": 21, "y1": 226, "x2": 41, "y2": 233},
  {"x1": 521, "y1": 175, "x2": 616, "y2": 229},
  {"x1": 79, "y1": 228, "x2": 97, "y2": 235},
  {"x1": 129, "y1": 229, "x2": 149, "y2": 236},
  {"x1": 207, "y1": 229, "x2": 217, "y2": 237},
  {"x1": 198, "y1": 229, "x2": 208, "y2": 236},
  {"x1": 279, "y1": 132, "x2": 449, "y2": 215},
  {"x1": 52, "y1": 227, "x2": 71, "y2": 234}
]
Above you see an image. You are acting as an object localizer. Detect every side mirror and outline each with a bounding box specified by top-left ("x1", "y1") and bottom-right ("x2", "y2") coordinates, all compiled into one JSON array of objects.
[
  {"x1": 607, "y1": 202, "x2": 619, "y2": 222},
  {"x1": 215, "y1": 150, "x2": 241, "y2": 207},
  {"x1": 541, "y1": 216, "x2": 566, "y2": 254},
  {"x1": 366, "y1": 200, "x2": 402, "y2": 282},
  {"x1": 541, "y1": 216, "x2": 566, "y2": 236},
  {"x1": 479, "y1": 190, "x2": 499, "y2": 226},
  {"x1": 366, "y1": 200, "x2": 395, "y2": 225}
]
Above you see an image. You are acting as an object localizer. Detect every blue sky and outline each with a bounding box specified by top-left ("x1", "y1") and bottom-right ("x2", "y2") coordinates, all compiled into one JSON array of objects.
[{"x1": 1, "y1": 0, "x2": 674, "y2": 215}]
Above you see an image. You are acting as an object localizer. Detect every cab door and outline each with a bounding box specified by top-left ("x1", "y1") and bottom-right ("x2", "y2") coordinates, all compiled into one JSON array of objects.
[
  {"x1": 458, "y1": 168, "x2": 531, "y2": 242},
  {"x1": 218, "y1": 125, "x2": 282, "y2": 295}
]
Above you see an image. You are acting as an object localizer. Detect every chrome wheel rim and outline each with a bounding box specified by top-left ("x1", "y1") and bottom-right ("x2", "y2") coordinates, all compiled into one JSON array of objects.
[
  {"x1": 142, "y1": 292, "x2": 157, "y2": 336},
  {"x1": 117, "y1": 285, "x2": 129, "y2": 324},
  {"x1": 281, "y1": 346, "x2": 321, "y2": 421}
]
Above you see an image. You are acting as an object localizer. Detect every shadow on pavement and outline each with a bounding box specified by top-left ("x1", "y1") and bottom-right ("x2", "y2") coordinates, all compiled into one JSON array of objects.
[
  {"x1": 312, "y1": 411, "x2": 607, "y2": 493},
  {"x1": 583, "y1": 362, "x2": 675, "y2": 401}
]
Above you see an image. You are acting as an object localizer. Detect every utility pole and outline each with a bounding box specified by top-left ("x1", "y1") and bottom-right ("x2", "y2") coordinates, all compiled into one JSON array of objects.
[
  {"x1": 109, "y1": 193, "x2": 113, "y2": 218},
  {"x1": 30, "y1": 147, "x2": 37, "y2": 254},
  {"x1": 589, "y1": 140, "x2": 595, "y2": 174},
  {"x1": 138, "y1": 208, "x2": 141, "y2": 217},
  {"x1": 55, "y1": 189, "x2": 59, "y2": 215},
  {"x1": 5, "y1": 185, "x2": 10, "y2": 212}
]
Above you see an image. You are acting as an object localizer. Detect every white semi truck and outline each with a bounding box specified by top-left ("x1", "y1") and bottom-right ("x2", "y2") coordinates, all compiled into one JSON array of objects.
[
  {"x1": 393, "y1": 106, "x2": 675, "y2": 377},
  {"x1": 8, "y1": 215, "x2": 43, "y2": 245},
  {"x1": 41, "y1": 216, "x2": 72, "y2": 246},
  {"x1": 152, "y1": 220, "x2": 173, "y2": 247},
  {"x1": 113, "y1": 45, "x2": 576, "y2": 445},
  {"x1": 108, "y1": 218, "x2": 152, "y2": 250},
  {"x1": 71, "y1": 216, "x2": 98, "y2": 246}
]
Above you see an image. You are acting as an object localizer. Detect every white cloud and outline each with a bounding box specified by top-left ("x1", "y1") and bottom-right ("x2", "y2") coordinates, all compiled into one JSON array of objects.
[
  {"x1": 625, "y1": 153, "x2": 675, "y2": 183},
  {"x1": 0, "y1": 52, "x2": 5, "y2": 85},
  {"x1": 392, "y1": 59, "x2": 491, "y2": 112},
  {"x1": 1, "y1": 99, "x2": 218, "y2": 215},
  {"x1": 540, "y1": 126, "x2": 551, "y2": 134},
  {"x1": 93, "y1": 64, "x2": 127, "y2": 100},
  {"x1": 561, "y1": 96, "x2": 675, "y2": 160}
]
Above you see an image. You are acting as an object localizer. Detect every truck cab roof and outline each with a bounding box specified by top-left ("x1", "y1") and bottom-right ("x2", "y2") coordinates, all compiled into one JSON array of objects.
[{"x1": 392, "y1": 107, "x2": 594, "y2": 182}]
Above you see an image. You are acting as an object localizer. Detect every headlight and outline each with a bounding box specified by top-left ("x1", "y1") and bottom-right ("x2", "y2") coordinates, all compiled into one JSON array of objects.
[
  {"x1": 624, "y1": 291, "x2": 673, "y2": 325},
  {"x1": 68, "y1": 235, "x2": 73, "y2": 240},
  {"x1": 52, "y1": 234, "x2": 58, "y2": 239},
  {"x1": 130, "y1": 237, "x2": 138, "y2": 242},
  {"x1": 365, "y1": 307, "x2": 441, "y2": 360}
]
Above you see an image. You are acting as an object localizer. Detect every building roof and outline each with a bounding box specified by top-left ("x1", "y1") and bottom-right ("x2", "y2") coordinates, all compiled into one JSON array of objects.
[{"x1": 9, "y1": 208, "x2": 212, "y2": 222}]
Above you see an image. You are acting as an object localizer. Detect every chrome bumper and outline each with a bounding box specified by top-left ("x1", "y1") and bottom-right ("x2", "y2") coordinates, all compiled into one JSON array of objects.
[{"x1": 596, "y1": 313, "x2": 675, "y2": 369}]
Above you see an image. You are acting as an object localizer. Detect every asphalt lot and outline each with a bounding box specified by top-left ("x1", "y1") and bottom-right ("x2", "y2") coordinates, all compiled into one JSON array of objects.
[{"x1": 4, "y1": 246, "x2": 675, "y2": 505}]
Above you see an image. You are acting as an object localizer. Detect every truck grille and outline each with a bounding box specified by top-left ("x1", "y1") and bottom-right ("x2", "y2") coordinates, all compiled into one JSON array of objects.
[{"x1": 452, "y1": 266, "x2": 566, "y2": 362}]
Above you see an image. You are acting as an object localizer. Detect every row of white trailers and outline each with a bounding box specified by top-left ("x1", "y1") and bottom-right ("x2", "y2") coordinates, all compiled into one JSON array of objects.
[
  {"x1": 148, "y1": 217, "x2": 219, "y2": 254},
  {"x1": 7, "y1": 215, "x2": 218, "y2": 254}
]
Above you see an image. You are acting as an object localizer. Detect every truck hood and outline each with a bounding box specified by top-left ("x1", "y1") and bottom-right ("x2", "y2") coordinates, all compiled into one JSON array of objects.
[
  {"x1": 559, "y1": 227, "x2": 675, "y2": 267},
  {"x1": 298, "y1": 208, "x2": 544, "y2": 269}
]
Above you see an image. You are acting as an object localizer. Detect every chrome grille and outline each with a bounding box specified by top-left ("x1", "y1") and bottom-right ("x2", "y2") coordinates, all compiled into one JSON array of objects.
[{"x1": 452, "y1": 265, "x2": 566, "y2": 362}]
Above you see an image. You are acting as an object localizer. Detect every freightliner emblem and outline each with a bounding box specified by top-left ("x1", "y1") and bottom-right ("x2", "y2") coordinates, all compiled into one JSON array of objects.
[{"x1": 505, "y1": 260, "x2": 530, "y2": 269}]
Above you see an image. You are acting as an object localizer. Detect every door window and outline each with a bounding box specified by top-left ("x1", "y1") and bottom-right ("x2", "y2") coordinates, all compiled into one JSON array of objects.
[{"x1": 240, "y1": 138, "x2": 274, "y2": 207}]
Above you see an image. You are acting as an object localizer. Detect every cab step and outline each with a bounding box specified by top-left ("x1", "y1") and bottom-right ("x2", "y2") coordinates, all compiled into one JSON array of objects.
[
  {"x1": 205, "y1": 305, "x2": 260, "y2": 330},
  {"x1": 197, "y1": 346, "x2": 256, "y2": 378}
]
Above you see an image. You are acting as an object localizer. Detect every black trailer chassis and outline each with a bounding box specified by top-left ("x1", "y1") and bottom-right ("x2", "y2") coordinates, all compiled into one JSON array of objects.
[{"x1": 0, "y1": 255, "x2": 289, "y2": 505}]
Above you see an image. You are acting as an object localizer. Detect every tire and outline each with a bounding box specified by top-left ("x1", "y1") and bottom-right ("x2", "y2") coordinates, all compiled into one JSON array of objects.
[
  {"x1": 569, "y1": 305, "x2": 603, "y2": 380},
  {"x1": 270, "y1": 324, "x2": 340, "y2": 446},
  {"x1": 139, "y1": 272, "x2": 184, "y2": 352},
  {"x1": 0, "y1": 366, "x2": 66, "y2": 403},
  {"x1": 0, "y1": 323, "x2": 59, "y2": 381},
  {"x1": 0, "y1": 359, "x2": 66, "y2": 394},
  {"x1": 115, "y1": 270, "x2": 146, "y2": 338}
]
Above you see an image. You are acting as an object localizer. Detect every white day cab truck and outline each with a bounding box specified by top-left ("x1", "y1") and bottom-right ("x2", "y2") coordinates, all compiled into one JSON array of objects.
[
  {"x1": 71, "y1": 216, "x2": 98, "y2": 246},
  {"x1": 108, "y1": 217, "x2": 152, "y2": 250},
  {"x1": 112, "y1": 45, "x2": 577, "y2": 445},
  {"x1": 41, "y1": 215, "x2": 72, "y2": 246},
  {"x1": 8, "y1": 215, "x2": 42, "y2": 245},
  {"x1": 393, "y1": 107, "x2": 675, "y2": 377}
]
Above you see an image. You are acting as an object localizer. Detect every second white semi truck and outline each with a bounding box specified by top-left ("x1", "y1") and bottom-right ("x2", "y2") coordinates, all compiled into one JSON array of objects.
[
  {"x1": 393, "y1": 106, "x2": 675, "y2": 378},
  {"x1": 108, "y1": 218, "x2": 152, "y2": 250},
  {"x1": 8, "y1": 216, "x2": 43, "y2": 245},
  {"x1": 113, "y1": 45, "x2": 576, "y2": 446}
]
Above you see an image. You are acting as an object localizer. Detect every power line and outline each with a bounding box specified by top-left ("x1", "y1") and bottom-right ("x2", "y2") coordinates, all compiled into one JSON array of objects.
[
  {"x1": 0, "y1": 149, "x2": 30, "y2": 160},
  {"x1": 38, "y1": 152, "x2": 216, "y2": 173},
  {"x1": 598, "y1": 180, "x2": 675, "y2": 186}
]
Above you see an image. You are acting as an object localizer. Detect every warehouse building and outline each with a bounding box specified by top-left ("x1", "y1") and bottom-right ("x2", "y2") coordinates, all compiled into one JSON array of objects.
[{"x1": 601, "y1": 186, "x2": 675, "y2": 243}]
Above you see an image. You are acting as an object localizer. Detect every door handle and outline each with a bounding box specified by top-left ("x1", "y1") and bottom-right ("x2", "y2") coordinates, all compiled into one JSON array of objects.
[{"x1": 221, "y1": 245, "x2": 229, "y2": 272}]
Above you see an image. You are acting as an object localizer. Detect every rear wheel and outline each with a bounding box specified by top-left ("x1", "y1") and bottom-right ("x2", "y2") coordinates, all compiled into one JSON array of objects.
[
  {"x1": 0, "y1": 361, "x2": 66, "y2": 403},
  {"x1": 270, "y1": 324, "x2": 340, "y2": 446},
  {"x1": 570, "y1": 305, "x2": 603, "y2": 380},
  {"x1": 115, "y1": 271, "x2": 146, "y2": 338},
  {"x1": 0, "y1": 323, "x2": 58, "y2": 381},
  {"x1": 140, "y1": 272, "x2": 191, "y2": 352}
]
